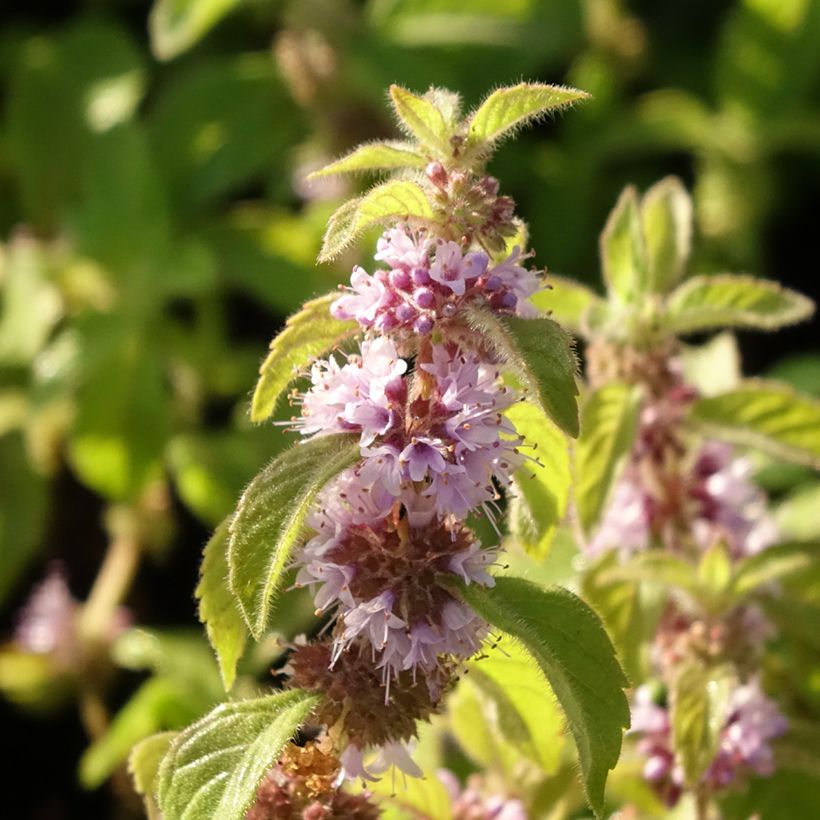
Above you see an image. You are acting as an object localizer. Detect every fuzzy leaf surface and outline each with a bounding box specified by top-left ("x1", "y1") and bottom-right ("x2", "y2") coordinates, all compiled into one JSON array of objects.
[
  {"x1": 129, "y1": 731, "x2": 177, "y2": 820},
  {"x1": 666, "y1": 275, "x2": 814, "y2": 333},
  {"x1": 506, "y1": 399, "x2": 571, "y2": 554},
  {"x1": 467, "y1": 307, "x2": 579, "y2": 437},
  {"x1": 575, "y1": 383, "x2": 642, "y2": 537},
  {"x1": 467, "y1": 83, "x2": 589, "y2": 146},
  {"x1": 157, "y1": 690, "x2": 318, "y2": 820},
  {"x1": 197, "y1": 519, "x2": 247, "y2": 690},
  {"x1": 457, "y1": 577, "x2": 629, "y2": 816},
  {"x1": 309, "y1": 141, "x2": 427, "y2": 177},
  {"x1": 251, "y1": 293, "x2": 358, "y2": 422},
  {"x1": 228, "y1": 433, "x2": 360, "y2": 637},
  {"x1": 641, "y1": 176, "x2": 692, "y2": 293},
  {"x1": 530, "y1": 275, "x2": 603, "y2": 336},
  {"x1": 317, "y1": 197, "x2": 361, "y2": 262},
  {"x1": 389, "y1": 85, "x2": 450, "y2": 152},
  {"x1": 689, "y1": 380, "x2": 820, "y2": 468},
  {"x1": 600, "y1": 186, "x2": 648, "y2": 303}
]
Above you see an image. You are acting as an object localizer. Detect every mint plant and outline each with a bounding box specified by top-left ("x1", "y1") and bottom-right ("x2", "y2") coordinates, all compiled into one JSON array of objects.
[{"x1": 137, "y1": 83, "x2": 635, "y2": 820}]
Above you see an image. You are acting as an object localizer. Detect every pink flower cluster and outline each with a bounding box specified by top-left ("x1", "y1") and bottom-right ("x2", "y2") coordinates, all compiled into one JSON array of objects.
[
  {"x1": 293, "y1": 337, "x2": 525, "y2": 520},
  {"x1": 331, "y1": 226, "x2": 541, "y2": 337},
  {"x1": 588, "y1": 441, "x2": 778, "y2": 559},
  {"x1": 439, "y1": 770, "x2": 527, "y2": 820},
  {"x1": 631, "y1": 680, "x2": 787, "y2": 804}
]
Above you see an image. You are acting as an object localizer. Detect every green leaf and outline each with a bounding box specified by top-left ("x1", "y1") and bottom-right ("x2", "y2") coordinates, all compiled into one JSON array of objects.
[
  {"x1": 149, "y1": 0, "x2": 243, "y2": 60},
  {"x1": 251, "y1": 293, "x2": 358, "y2": 422},
  {"x1": 681, "y1": 332, "x2": 742, "y2": 398},
  {"x1": 456, "y1": 577, "x2": 629, "y2": 816},
  {"x1": 130, "y1": 732, "x2": 178, "y2": 820},
  {"x1": 228, "y1": 433, "x2": 360, "y2": 637},
  {"x1": 600, "y1": 552, "x2": 698, "y2": 594},
  {"x1": 575, "y1": 383, "x2": 642, "y2": 537},
  {"x1": 80, "y1": 677, "x2": 201, "y2": 789},
  {"x1": 467, "y1": 82, "x2": 589, "y2": 146},
  {"x1": 318, "y1": 181, "x2": 435, "y2": 262},
  {"x1": 670, "y1": 663, "x2": 734, "y2": 788},
  {"x1": 467, "y1": 639, "x2": 565, "y2": 773},
  {"x1": 689, "y1": 380, "x2": 820, "y2": 469},
  {"x1": 362, "y1": 763, "x2": 453, "y2": 820},
  {"x1": 309, "y1": 141, "x2": 427, "y2": 178},
  {"x1": 197, "y1": 520, "x2": 248, "y2": 691},
  {"x1": 529, "y1": 275, "x2": 603, "y2": 337},
  {"x1": 697, "y1": 542, "x2": 733, "y2": 612},
  {"x1": 731, "y1": 541, "x2": 820, "y2": 599},
  {"x1": 388, "y1": 84, "x2": 451, "y2": 153},
  {"x1": 505, "y1": 399, "x2": 570, "y2": 555},
  {"x1": 641, "y1": 176, "x2": 692, "y2": 293},
  {"x1": 775, "y1": 483, "x2": 820, "y2": 542},
  {"x1": 666, "y1": 275, "x2": 815, "y2": 334},
  {"x1": 157, "y1": 690, "x2": 319, "y2": 820},
  {"x1": 600, "y1": 186, "x2": 648, "y2": 303},
  {"x1": 466, "y1": 307, "x2": 579, "y2": 437}
]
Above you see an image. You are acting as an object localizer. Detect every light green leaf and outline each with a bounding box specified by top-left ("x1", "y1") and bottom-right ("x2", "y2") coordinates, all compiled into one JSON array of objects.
[
  {"x1": 228, "y1": 434, "x2": 360, "y2": 637},
  {"x1": 466, "y1": 307, "x2": 579, "y2": 437},
  {"x1": 467, "y1": 640, "x2": 565, "y2": 773},
  {"x1": 505, "y1": 399, "x2": 570, "y2": 555},
  {"x1": 641, "y1": 176, "x2": 692, "y2": 293},
  {"x1": 318, "y1": 181, "x2": 434, "y2": 262},
  {"x1": 197, "y1": 520, "x2": 248, "y2": 691},
  {"x1": 362, "y1": 765, "x2": 454, "y2": 820},
  {"x1": 309, "y1": 141, "x2": 427, "y2": 178},
  {"x1": 529, "y1": 275, "x2": 603, "y2": 337},
  {"x1": 666, "y1": 275, "x2": 815, "y2": 334},
  {"x1": 731, "y1": 541, "x2": 820, "y2": 599},
  {"x1": 775, "y1": 483, "x2": 820, "y2": 542},
  {"x1": 129, "y1": 731, "x2": 177, "y2": 820},
  {"x1": 599, "y1": 552, "x2": 698, "y2": 594},
  {"x1": 456, "y1": 577, "x2": 629, "y2": 816},
  {"x1": 697, "y1": 542, "x2": 733, "y2": 612},
  {"x1": 389, "y1": 84, "x2": 450, "y2": 153},
  {"x1": 670, "y1": 663, "x2": 734, "y2": 788},
  {"x1": 575, "y1": 383, "x2": 642, "y2": 537},
  {"x1": 689, "y1": 379, "x2": 820, "y2": 469},
  {"x1": 467, "y1": 83, "x2": 589, "y2": 146},
  {"x1": 681, "y1": 332, "x2": 742, "y2": 397},
  {"x1": 157, "y1": 690, "x2": 319, "y2": 820},
  {"x1": 149, "y1": 0, "x2": 243, "y2": 61},
  {"x1": 251, "y1": 293, "x2": 358, "y2": 422},
  {"x1": 600, "y1": 186, "x2": 648, "y2": 303}
]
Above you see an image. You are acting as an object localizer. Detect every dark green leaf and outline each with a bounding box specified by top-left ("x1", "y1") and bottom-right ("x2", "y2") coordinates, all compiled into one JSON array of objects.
[
  {"x1": 228, "y1": 433, "x2": 361, "y2": 637},
  {"x1": 157, "y1": 690, "x2": 319, "y2": 820},
  {"x1": 456, "y1": 577, "x2": 629, "y2": 816},
  {"x1": 466, "y1": 307, "x2": 579, "y2": 437},
  {"x1": 150, "y1": 0, "x2": 243, "y2": 61}
]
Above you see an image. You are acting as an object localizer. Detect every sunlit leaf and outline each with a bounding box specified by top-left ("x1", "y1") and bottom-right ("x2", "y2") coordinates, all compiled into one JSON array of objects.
[
  {"x1": 689, "y1": 380, "x2": 820, "y2": 469},
  {"x1": 775, "y1": 483, "x2": 820, "y2": 542},
  {"x1": 666, "y1": 275, "x2": 814, "y2": 334},
  {"x1": 309, "y1": 141, "x2": 427, "y2": 178},
  {"x1": 600, "y1": 186, "x2": 648, "y2": 303},
  {"x1": 251, "y1": 293, "x2": 358, "y2": 422},
  {"x1": 468, "y1": 82, "x2": 589, "y2": 147},
  {"x1": 641, "y1": 176, "x2": 692, "y2": 293},
  {"x1": 389, "y1": 84, "x2": 451, "y2": 153},
  {"x1": 466, "y1": 307, "x2": 579, "y2": 437},
  {"x1": 529, "y1": 275, "x2": 603, "y2": 337},
  {"x1": 197, "y1": 520, "x2": 248, "y2": 690},
  {"x1": 228, "y1": 434, "x2": 360, "y2": 637},
  {"x1": 456, "y1": 577, "x2": 629, "y2": 816},
  {"x1": 129, "y1": 732, "x2": 178, "y2": 820},
  {"x1": 575, "y1": 383, "x2": 642, "y2": 537},
  {"x1": 157, "y1": 690, "x2": 319, "y2": 820},
  {"x1": 150, "y1": 0, "x2": 243, "y2": 61},
  {"x1": 731, "y1": 541, "x2": 820, "y2": 599}
]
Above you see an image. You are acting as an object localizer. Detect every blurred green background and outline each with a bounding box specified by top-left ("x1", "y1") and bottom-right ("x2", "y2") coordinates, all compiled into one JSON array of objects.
[{"x1": 1, "y1": 0, "x2": 819, "y2": 816}]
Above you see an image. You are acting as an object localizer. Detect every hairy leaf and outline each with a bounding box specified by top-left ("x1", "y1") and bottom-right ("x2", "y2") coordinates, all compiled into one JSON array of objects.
[
  {"x1": 389, "y1": 85, "x2": 450, "y2": 152},
  {"x1": 228, "y1": 434, "x2": 360, "y2": 637},
  {"x1": 689, "y1": 380, "x2": 820, "y2": 468},
  {"x1": 251, "y1": 293, "x2": 358, "y2": 422},
  {"x1": 157, "y1": 690, "x2": 319, "y2": 820},
  {"x1": 641, "y1": 176, "x2": 692, "y2": 293},
  {"x1": 671, "y1": 663, "x2": 734, "y2": 788},
  {"x1": 529, "y1": 275, "x2": 603, "y2": 336},
  {"x1": 575, "y1": 383, "x2": 642, "y2": 537},
  {"x1": 506, "y1": 399, "x2": 570, "y2": 554},
  {"x1": 457, "y1": 577, "x2": 629, "y2": 816},
  {"x1": 197, "y1": 520, "x2": 248, "y2": 690},
  {"x1": 466, "y1": 307, "x2": 579, "y2": 437},
  {"x1": 600, "y1": 186, "x2": 648, "y2": 303},
  {"x1": 467, "y1": 83, "x2": 589, "y2": 146},
  {"x1": 129, "y1": 732, "x2": 178, "y2": 820},
  {"x1": 666, "y1": 274, "x2": 814, "y2": 333},
  {"x1": 309, "y1": 141, "x2": 426, "y2": 178},
  {"x1": 318, "y1": 181, "x2": 434, "y2": 261}
]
